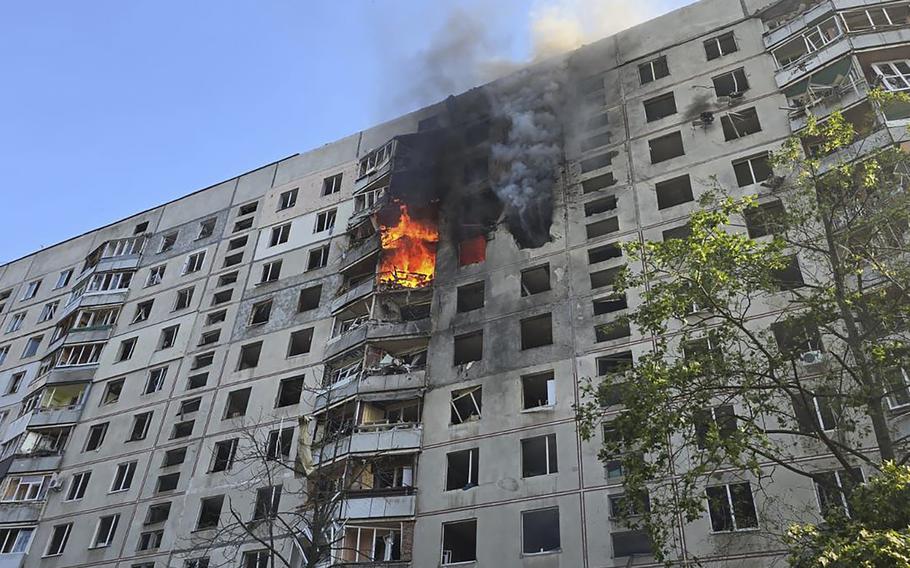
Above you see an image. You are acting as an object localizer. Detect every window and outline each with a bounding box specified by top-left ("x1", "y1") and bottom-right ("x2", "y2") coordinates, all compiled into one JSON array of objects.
[
  {"x1": 174, "y1": 287, "x2": 194, "y2": 311},
  {"x1": 158, "y1": 325, "x2": 179, "y2": 350},
  {"x1": 649, "y1": 131, "x2": 685, "y2": 163},
  {"x1": 704, "y1": 31, "x2": 737, "y2": 60},
  {"x1": 156, "y1": 473, "x2": 180, "y2": 493},
  {"x1": 228, "y1": 236, "x2": 248, "y2": 251},
  {"x1": 7, "y1": 312, "x2": 25, "y2": 333},
  {"x1": 159, "y1": 232, "x2": 178, "y2": 253},
  {"x1": 287, "y1": 328, "x2": 313, "y2": 357},
  {"x1": 713, "y1": 67, "x2": 749, "y2": 97},
  {"x1": 55, "y1": 269, "x2": 73, "y2": 289},
  {"x1": 146, "y1": 265, "x2": 166, "y2": 287},
  {"x1": 92, "y1": 514, "x2": 120, "y2": 548},
  {"x1": 458, "y1": 235, "x2": 486, "y2": 266},
  {"x1": 694, "y1": 405, "x2": 737, "y2": 448},
  {"x1": 298, "y1": 285, "x2": 322, "y2": 311},
  {"x1": 609, "y1": 496, "x2": 653, "y2": 557},
  {"x1": 772, "y1": 321, "x2": 823, "y2": 358},
  {"x1": 446, "y1": 448, "x2": 479, "y2": 490},
  {"x1": 133, "y1": 300, "x2": 154, "y2": 323},
  {"x1": 453, "y1": 331, "x2": 483, "y2": 365},
  {"x1": 197, "y1": 218, "x2": 216, "y2": 240},
  {"x1": 663, "y1": 223, "x2": 692, "y2": 241},
  {"x1": 586, "y1": 217, "x2": 619, "y2": 240},
  {"x1": 223, "y1": 252, "x2": 243, "y2": 267},
  {"x1": 816, "y1": 468, "x2": 862, "y2": 516},
  {"x1": 278, "y1": 188, "x2": 298, "y2": 210},
  {"x1": 0, "y1": 527, "x2": 33, "y2": 554},
  {"x1": 522, "y1": 508, "x2": 560, "y2": 554},
  {"x1": 206, "y1": 310, "x2": 227, "y2": 325},
  {"x1": 127, "y1": 412, "x2": 152, "y2": 441},
  {"x1": 584, "y1": 195, "x2": 617, "y2": 217},
  {"x1": 85, "y1": 423, "x2": 108, "y2": 451},
  {"x1": 885, "y1": 366, "x2": 910, "y2": 409},
  {"x1": 314, "y1": 209, "x2": 337, "y2": 233},
  {"x1": 456, "y1": 282, "x2": 484, "y2": 312},
  {"x1": 44, "y1": 523, "x2": 71, "y2": 556},
  {"x1": 580, "y1": 152, "x2": 614, "y2": 173},
  {"x1": 522, "y1": 433, "x2": 558, "y2": 477},
  {"x1": 355, "y1": 187, "x2": 384, "y2": 211},
  {"x1": 451, "y1": 386, "x2": 482, "y2": 424},
  {"x1": 706, "y1": 482, "x2": 758, "y2": 531},
  {"x1": 234, "y1": 218, "x2": 254, "y2": 232},
  {"x1": 253, "y1": 485, "x2": 282, "y2": 520},
  {"x1": 643, "y1": 92, "x2": 676, "y2": 122},
  {"x1": 243, "y1": 550, "x2": 269, "y2": 568},
  {"x1": 639, "y1": 55, "x2": 669, "y2": 84},
  {"x1": 237, "y1": 342, "x2": 262, "y2": 370},
  {"x1": 522, "y1": 371, "x2": 556, "y2": 409},
  {"x1": 57, "y1": 342, "x2": 104, "y2": 367},
  {"x1": 521, "y1": 313, "x2": 553, "y2": 350},
  {"x1": 267, "y1": 427, "x2": 294, "y2": 460},
  {"x1": 183, "y1": 251, "x2": 206, "y2": 274},
  {"x1": 269, "y1": 223, "x2": 291, "y2": 247},
  {"x1": 224, "y1": 387, "x2": 252, "y2": 418},
  {"x1": 721, "y1": 108, "x2": 762, "y2": 141},
  {"x1": 0, "y1": 290, "x2": 9, "y2": 314},
  {"x1": 2, "y1": 475, "x2": 50, "y2": 501},
  {"x1": 163, "y1": 447, "x2": 187, "y2": 467},
  {"x1": 246, "y1": 300, "x2": 272, "y2": 327},
  {"x1": 196, "y1": 495, "x2": 224, "y2": 529},
  {"x1": 655, "y1": 175, "x2": 694, "y2": 209},
  {"x1": 772, "y1": 255, "x2": 804, "y2": 290},
  {"x1": 0, "y1": 346, "x2": 7, "y2": 365},
  {"x1": 744, "y1": 200, "x2": 785, "y2": 238},
  {"x1": 211, "y1": 439, "x2": 238, "y2": 472},
  {"x1": 239, "y1": 201, "x2": 258, "y2": 216},
  {"x1": 441, "y1": 519, "x2": 476, "y2": 564},
  {"x1": 322, "y1": 173, "x2": 343, "y2": 195},
  {"x1": 275, "y1": 376, "x2": 304, "y2": 407},
  {"x1": 212, "y1": 289, "x2": 233, "y2": 306},
  {"x1": 110, "y1": 461, "x2": 137, "y2": 492},
  {"x1": 137, "y1": 530, "x2": 163, "y2": 551},
  {"x1": 145, "y1": 367, "x2": 168, "y2": 394},
  {"x1": 872, "y1": 60, "x2": 910, "y2": 92},
  {"x1": 520, "y1": 264, "x2": 550, "y2": 296},
  {"x1": 733, "y1": 153, "x2": 772, "y2": 187},
  {"x1": 307, "y1": 245, "x2": 330, "y2": 270},
  {"x1": 588, "y1": 244, "x2": 622, "y2": 265},
  {"x1": 171, "y1": 420, "x2": 194, "y2": 440},
  {"x1": 187, "y1": 372, "x2": 209, "y2": 389},
  {"x1": 102, "y1": 378, "x2": 124, "y2": 405},
  {"x1": 186, "y1": 558, "x2": 211, "y2": 568},
  {"x1": 5, "y1": 372, "x2": 23, "y2": 394},
  {"x1": 38, "y1": 302, "x2": 58, "y2": 322},
  {"x1": 260, "y1": 260, "x2": 282, "y2": 283},
  {"x1": 116, "y1": 337, "x2": 137, "y2": 362},
  {"x1": 21, "y1": 280, "x2": 41, "y2": 300},
  {"x1": 63, "y1": 472, "x2": 90, "y2": 501},
  {"x1": 179, "y1": 397, "x2": 202, "y2": 415},
  {"x1": 581, "y1": 132, "x2": 611, "y2": 152},
  {"x1": 192, "y1": 352, "x2": 214, "y2": 370},
  {"x1": 22, "y1": 335, "x2": 42, "y2": 358},
  {"x1": 218, "y1": 271, "x2": 239, "y2": 287},
  {"x1": 199, "y1": 330, "x2": 221, "y2": 346}
]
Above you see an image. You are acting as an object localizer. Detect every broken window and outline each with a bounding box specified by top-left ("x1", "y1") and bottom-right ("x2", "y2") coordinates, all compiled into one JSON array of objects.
[
  {"x1": 441, "y1": 519, "x2": 477, "y2": 564},
  {"x1": 237, "y1": 342, "x2": 262, "y2": 370},
  {"x1": 127, "y1": 412, "x2": 152, "y2": 442},
  {"x1": 278, "y1": 188, "x2": 298, "y2": 211},
  {"x1": 581, "y1": 172, "x2": 616, "y2": 193},
  {"x1": 522, "y1": 434, "x2": 558, "y2": 477},
  {"x1": 522, "y1": 507, "x2": 560, "y2": 554},
  {"x1": 662, "y1": 223, "x2": 692, "y2": 241},
  {"x1": 197, "y1": 218, "x2": 216, "y2": 240},
  {"x1": 228, "y1": 236, "x2": 247, "y2": 251},
  {"x1": 276, "y1": 376, "x2": 304, "y2": 407},
  {"x1": 355, "y1": 187, "x2": 385, "y2": 212},
  {"x1": 521, "y1": 264, "x2": 550, "y2": 296},
  {"x1": 159, "y1": 232, "x2": 178, "y2": 253},
  {"x1": 595, "y1": 320, "x2": 631, "y2": 342},
  {"x1": 446, "y1": 448, "x2": 479, "y2": 490},
  {"x1": 733, "y1": 153, "x2": 772, "y2": 187},
  {"x1": 266, "y1": 428, "x2": 294, "y2": 460},
  {"x1": 456, "y1": 281, "x2": 485, "y2": 312},
  {"x1": 163, "y1": 447, "x2": 186, "y2": 467},
  {"x1": 593, "y1": 294, "x2": 628, "y2": 315},
  {"x1": 183, "y1": 250, "x2": 206, "y2": 274},
  {"x1": 172, "y1": 418, "x2": 194, "y2": 439},
  {"x1": 772, "y1": 320, "x2": 822, "y2": 358},
  {"x1": 580, "y1": 152, "x2": 613, "y2": 174},
  {"x1": 224, "y1": 387, "x2": 251, "y2": 419},
  {"x1": 713, "y1": 67, "x2": 749, "y2": 97},
  {"x1": 644, "y1": 92, "x2": 676, "y2": 122},
  {"x1": 772, "y1": 255, "x2": 804, "y2": 290},
  {"x1": 159, "y1": 325, "x2": 179, "y2": 349},
  {"x1": 234, "y1": 218, "x2": 253, "y2": 232},
  {"x1": 745, "y1": 200, "x2": 785, "y2": 238},
  {"x1": 133, "y1": 300, "x2": 154, "y2": 323},
  {"x1": 694, "y1": 405, "x2": 737, "y2": 448},
  {"x1": 655, "y1": 175, "x2": 693, "y2": 209},
  {"x1": 458, "y1": 235, "x2": 486, "y2": 266},
  {"x1": 522, "y1": 371, "x2": 556, "y2": 410},
  {"x1": 721, "y1": 108, "x2": 762, "y2": 141},
  {"x1": 102, "y1": 378, "x2": 124, "y2": 405},
  {"x1": 145, "y1": 366, "x2": 168, "y2": 394},
  {"x1": 581, "y1": 132, "x2": 611, "y2": 152},
  {"x1": 206, "y1": 310, "x2": 227, "y2": 325},
  {"x1": 137, "y1": 530, "x2": 163, "y2": 551},
  {"x1": 706, "y1": 482, "x2": 758, "y2": 531},
  {"x1": 261, "y1": 260, "x2": 282, "y2": 283},
  {"x1": 174, "y1": 287, "x2": 194, "y2": 311},
  {"x1": 590, "y1": 265, "x2": 623, "y2": 289},
  {"x1": 322, "y1": 173, "x2": 343, "y2": 196},
  {"x1": 212, "y1": 289, "x2": 232, "y2": 306},
  {"x1": 85, "y1": 423, "x2": 108, "y2": 451},
  {"x1": 521, "y1": 313, "x2": 553, "y2": 350},
  {"x1": 210, "y1": 439, "x2": 238, "y2": 472},
  {"x1": 270, "y1": 223, "x2": 291, "y2": 247},
  {"x1": 110, "y1": 461, "x2": 137, "y2": 492},
  {"x1": 191, "y1": 352, "x2": 214, "y2": 370},
  {"x1": 92, "y1": 514, "x2": 120, "y2": 548},
  {"x1": 704, "y1": 31, "x2": 737, "y2": 60},
  {"x1": 584, "y1": 195, "x2": 617, "y2": 217},
  {"x1": 45, "y1": 523, "x2": 71, "y2": 556},
  {"x1": 314, "y1": 209, "x2": 337, "y2": 233},
  {"x1": 239, "y1": 201, "x2": 258, "y2": 216},
  {"x1": 156, "y1": 473, "x2": 180, "y2": 493},
  {"x1": 298, "y1": 284, "x2": 322, "y2": 311},
  {"x1": 451, "y1": 386, "x2": 482, "y2": 424},
  {"x1": 453, "y1": 331, "x2": 483, "y2": 365},
  {"x1": 639, "y1": 55, "x2": 669, "y2": 84},
  {"x1": 196, "y1": 495, "x2": 224, "y2": 529},
  {"x1": 116, "y1": 337, "x2": 137, "y2": 362},
  {"x1": 21, "y1": 335, "x2": 41, "y2": 358},
  {"x1": 649, "y1": 131, "x2": 684, "y2": 163},
  {"x1": 586, "y1": 217, "x2": 620, "y2": 239},
  {"x1": 307, "y1": 245, "x2": 330, "y2": 270},
  {"x1": 287, "y1": 328, "x2": 313, "y2": 357},
  {"x1": 223, "y1": 252, "x2": 243, "y2": 267},
  {"x1": 588, "y1": 243, "x2": 622, "y2": 264},
  {"x1": 199, "y1": 329, "x2": 221, "y2": 346},
  {"x1": 253, "y1": 485, "x2": 282, "y2": 520},
  {"x1": 816, "y1": 468, "x2": 862, "y2": 517},
  {"x1": 249, "y1": 300, "x2": 272, "y2": 326}
]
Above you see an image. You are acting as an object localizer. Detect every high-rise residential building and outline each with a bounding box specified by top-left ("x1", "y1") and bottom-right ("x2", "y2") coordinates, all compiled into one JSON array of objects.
[{"x1": 0, "y1": 0, "x2": 908, "y2": 566}]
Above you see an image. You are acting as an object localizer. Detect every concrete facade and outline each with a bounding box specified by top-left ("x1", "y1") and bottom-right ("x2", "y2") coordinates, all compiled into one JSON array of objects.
[{"x1": 0, "y1": 0, "x2": 908, "y2": 566}]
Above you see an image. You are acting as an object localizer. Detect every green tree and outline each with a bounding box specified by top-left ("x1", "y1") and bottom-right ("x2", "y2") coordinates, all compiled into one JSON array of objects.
[{"x1": 577, "y1": 93, "x2": 910, "y2": 562}]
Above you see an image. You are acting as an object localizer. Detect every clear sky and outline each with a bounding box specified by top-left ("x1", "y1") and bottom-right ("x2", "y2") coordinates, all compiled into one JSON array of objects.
[{"x1": 0, "y1": 0, "x2": 692, "y2": 264}]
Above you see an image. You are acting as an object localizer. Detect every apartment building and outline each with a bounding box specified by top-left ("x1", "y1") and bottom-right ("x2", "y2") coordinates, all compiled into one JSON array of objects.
[{"x1": 0, "y1": 0, "x2": 908, "y2": 566}]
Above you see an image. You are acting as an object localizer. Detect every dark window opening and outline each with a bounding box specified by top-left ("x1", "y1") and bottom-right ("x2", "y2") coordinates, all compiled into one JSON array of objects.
[
  {"x1": 586, "y1": 217, "x2": 620, "y2": 239},
  {"x1": 156, "y1": 473, "x2": 180, "y2": 493},
  {"x1": 521, "y1": 313, "x2": 553, "y2": 350},
  {"x1": 694, "y1": 405, "x2": 738, "y2": 448},
  {"x1": 288, "y1": 328, "x2": 314, "y2": 357},
  {"x1": 228, "y1": 236, "x2": 247, "y2": 251},
  {"x1": 267, "y1": 428, "x2": 294, "y2": 460},
  {"x1": 187, "y1": 372, "x2": 209, "y2": 389},
  {"x1": 457, "y1": 282, "x2": 485, "y2": 312},
  {"x1": 234, "y1": 218, "x2": 253, "y2": 233},
  {"x1": 639, "y1": 56, "x2": 670, "y2": 84},
  {"x1": 298, "y1": 285, "x2": 322, "y2": 312},
  {"x1": 585, "y1": 112, "x2": 610, "y2": 131},
  {"x1": 458, "y1": 236, "x2": 487, "y2": 266},
  {"x1": 238, "y1": 202, "x2": 258, "y2": 216},
  {"x1": 721, "y1": 108, "x2": 762, "y2": 141},
  {"x1": 237, "y1": 342, "x2": 262, "y2": 370},
  {"x1": 522, "y1": 508, "x2": 560, "y2": 554},
  {"x1": 590, "y1": 266, "x2": 623, "y2": 289},
  {"x1": 594, "y1": 294, "x2": 628, "y2": 315},
  {"x1": 172, "y1": 420, "x2": 194, "y2": 439},
  {"x1": 451, "y1": 386, "x2": 482, "y2": 424},
  {"x1": 597, "y1": 351, "x2": 633, "y2": 375},
  {"x1": 584, "y1": 195, "x2": 617, "y2": 217},
  {"x1": 212, "y1": 289, "x2": 233, "y2": 306},
  {"x1": 223, "y1": 253, "x2": 243, "y2": 267},
  {"x1": 713, "y1": 68, "x2": 749, "y2": 97},
  {"x1": 580, "y1": 132, "x2": 611, "y2": 152},
  {"x1": 163, "y1": 447, "x2": 186, "y2": 467},
  {"x1": 211, "y1": 439, "x2": 238, "y2": 472},
  {"x1": 588, "y1": 243, "x2": 622, "y2": 264},
  {"x1": 706, "y1": 483, "x2": 757, "y2": 531},
  {"x1": 446, "y1": 448, "x2": 479, "y2": 490},
  {"x1": 644, "y1": 92, "x2": 676, "y2": 122},
  {"x1": 521, "y1": 264, "x2": 550, "y2": 296},
  {"x1": 249, "y1": 300, "x2": 272, "y2": 325},
  {"x1": 454, "y1": 331, "x2": 483, "y2": 365},
  {"x1": 582, "y1": 172, "x2": 616, "y2": 194},
  {"x1": 441, "y1": 520, "x2": 477, "y2": 564},
  {"x1": 276, "y1": 376, "x2": 304, "y2": 407},
  {"x1": 522, "y1": 433, "x2": 558, "y2": 477},
  {"x1": 196, "y1": 495, "x2": 224, "y2": 530},
  {"x1": 253, "y1": 485, "x2": 282, "y2": 520},
  {"x1": 744, "y1": 200, "x2": 785, "y2": 238},
  {"x1": 649, "y1": 131, "x2": 685, "y2": 163},
  {"x1": 595, "y1": 320, "x2": 631, "y2": 342},
  {"x1": 772, "y1": 255, "x2": 804, "y2": 290},
  {"x1": 655, "y1": 175, "x2": 694, "y2": 209},
  {"x1": 523, "y1": 371, "x2": 556, "y2": 409},
  {"x1": 704, "y1": 32, "x2": 737, "y2": 61},
  {"x1": 580, "y1": 152, "x2": 614, "y2": 173},
  {"x1": 224, "y1": 388, "x2": 252, "y2": 419},
  {"x1": 733, "y1": 154, "x2": 772, "y2": 187}
]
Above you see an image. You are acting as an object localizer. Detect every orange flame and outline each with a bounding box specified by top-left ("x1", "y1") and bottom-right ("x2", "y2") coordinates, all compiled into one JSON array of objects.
[{"x1": 378, "y1": 202, "x2": 439, "y2": 288}]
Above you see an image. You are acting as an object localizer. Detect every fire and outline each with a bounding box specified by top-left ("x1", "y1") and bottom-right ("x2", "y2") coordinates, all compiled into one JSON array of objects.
[{"x1": 378, "y1": 202, "x2": 439, "y2": 288}]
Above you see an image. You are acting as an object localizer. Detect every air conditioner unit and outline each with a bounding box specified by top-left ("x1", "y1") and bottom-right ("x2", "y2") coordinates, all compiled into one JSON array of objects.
[
  {"x1": 48, "y1": 477, "x2": 64, "y2": 492},
  {"x1": 799, "y1": 350, "x2": 825, "y2": 365}
]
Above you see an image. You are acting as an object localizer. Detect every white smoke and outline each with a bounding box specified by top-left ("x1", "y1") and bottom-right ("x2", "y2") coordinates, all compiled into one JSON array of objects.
[{"x1": 529, "y1": 0, "x2": 654, "y2": 59}]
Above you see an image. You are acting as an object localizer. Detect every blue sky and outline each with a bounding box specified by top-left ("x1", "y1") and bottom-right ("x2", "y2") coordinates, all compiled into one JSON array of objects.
[{"x1": 0, "y1": 0, "x2": 691, "y2": 264}]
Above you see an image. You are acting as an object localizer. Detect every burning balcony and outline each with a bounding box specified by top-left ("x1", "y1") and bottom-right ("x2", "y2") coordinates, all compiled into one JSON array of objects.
[{"x1": 377, "y1": 202, "x2": 438, "y2": 290}]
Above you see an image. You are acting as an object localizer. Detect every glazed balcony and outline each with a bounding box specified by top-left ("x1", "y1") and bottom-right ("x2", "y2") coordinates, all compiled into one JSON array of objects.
[
  {"x1": 339, "y1": 491, "x2": 416, "y2": 520},
  {"x1": 313, "y1": 424, "x2": 422, "y2": 468},
  {"x1": 355, "y1": 140, "x2": 396, "y2": 194}
]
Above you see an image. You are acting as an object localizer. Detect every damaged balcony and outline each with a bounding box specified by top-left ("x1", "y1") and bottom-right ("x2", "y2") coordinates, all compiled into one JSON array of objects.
[
  {"x1": 20, "y1": 383, "x2": 88, "y2": 428},
  {"x1": 325, "y1": 293, "x2": 432, "y2": 361},
  {"x1": 783, "y1": 57, "x2": 869, "y2": 129},
  {"x1": 356, "y1": 140, "x2": 397, "y2": 194},
  {"x1": 0, "y1": 427, "x2": 71, "y2": 482},
  {"x1": 331, "y1": 520, "x2": 413, "y2": 567},
  {"x1": 313, "y1": 456, "x2": 418, "y2": 522},
  {"x1": 75, "y1": 235, "x2": 146, "y2": 287}
]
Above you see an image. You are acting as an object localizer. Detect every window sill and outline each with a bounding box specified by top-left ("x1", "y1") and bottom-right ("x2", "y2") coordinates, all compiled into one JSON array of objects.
[
  {"x1": 709, "y1": 527, "x2": 760, "y2": 535},
  {"x1": 521, "y1": 549, "x2": 561, "y2": 557},
  {"x1": 521, "y1": 405, "x2": 555, "y2": 414}
]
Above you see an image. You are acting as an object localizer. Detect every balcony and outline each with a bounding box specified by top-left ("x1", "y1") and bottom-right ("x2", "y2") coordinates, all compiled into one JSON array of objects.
[
  {"x1": 332, "y1": 278, "x2": 377, "y2": 315},
  {"x1": 340, "y1": 492, "x2": 416, "y2": 520},
  {"x1": 42, "y1": 365, "x2": 97, "y2": 387},
  {"x1": 314, "y1": 424, "x2": 422, "y2": 467},
  {"x1": 783, "y1": 58, "x2": 868, "y2": 129},
  {"x1": 0, "y1": 502, "x2": 42, "y2": 524},
  {"x1": 355, "y1": 141, "x2": 396, "y2": 194},
  {"x1": 27, "y1": 405, "x2": 84, "y2": 428},
  {"x1": 339, "y1": 239, "x2": 380, "y2": 275},
  {"x1": 316, "y1": 370, "x2": 425, "y2": 410},
  {"x1": 325, "y1": 319, "x2": 431, "y2": 360},
  {"x1": 763, "y1": 1, "x2": 833, "y2": 48},
  {"x1": 0, "y1": 553, "x2": 26, "y2": 568},
  {"x1": 8, "y1": 454, "x2": 63, "y2": 475}
]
